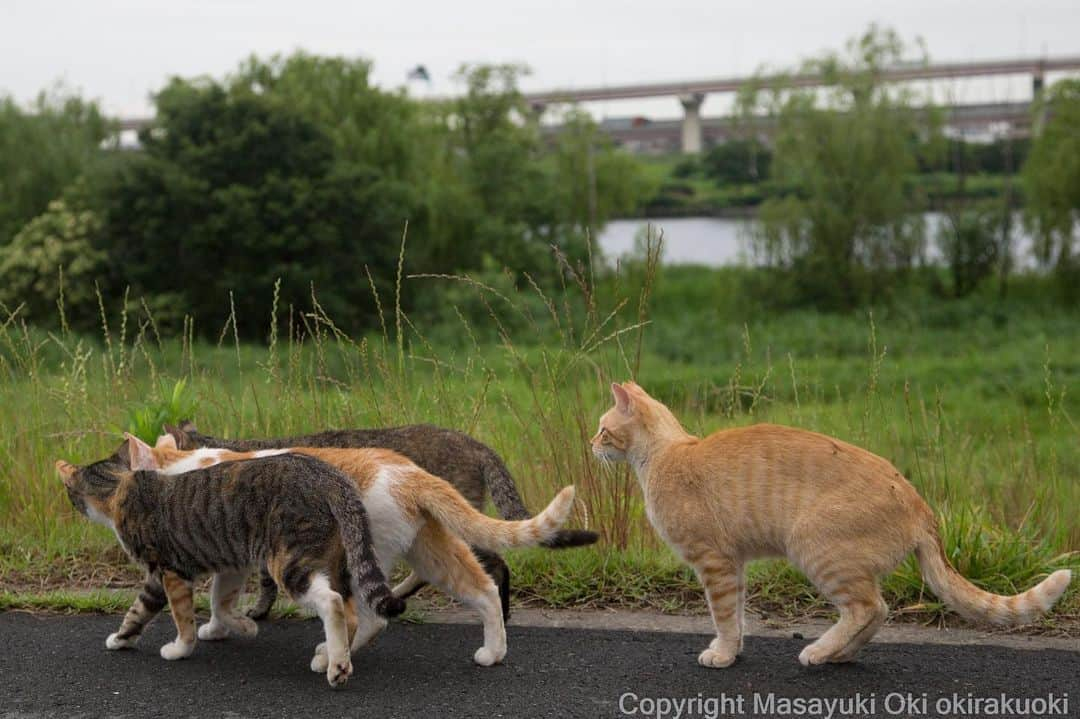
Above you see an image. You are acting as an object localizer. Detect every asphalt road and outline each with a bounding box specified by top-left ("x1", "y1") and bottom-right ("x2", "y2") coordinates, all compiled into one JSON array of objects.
[{"x1": 1, "y1": 612, "x2": 1077, "y2": 718}]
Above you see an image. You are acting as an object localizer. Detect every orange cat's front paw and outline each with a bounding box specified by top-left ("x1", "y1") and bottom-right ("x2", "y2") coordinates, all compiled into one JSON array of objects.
[{"x1": 698, "y1": 648, "x2": 737, "y2": 668}]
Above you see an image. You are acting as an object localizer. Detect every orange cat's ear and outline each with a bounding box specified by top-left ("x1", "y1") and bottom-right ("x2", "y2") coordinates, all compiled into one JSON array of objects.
[
  {"x1": 163, "y1": 423, "x2": 194, "y2": 450},
  {"x1": 155, "y1": 429, "x2": 178, "y2": 450},
  {"x1": 124, "y1": 433, "x2": 159, "y2": 471},
  {"x1": 611, "y1": 382, "x2": 633, "y2": 414}
]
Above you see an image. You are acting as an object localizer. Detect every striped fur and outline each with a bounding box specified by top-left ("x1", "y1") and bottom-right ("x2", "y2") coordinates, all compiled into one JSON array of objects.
[
  {"x1": 148, "y1": 439, "x2": 575, "y2": 667},
  {"x1": 57, "y1": 441, "x2": 403, "y2": 687},
  {"x1": 592, "y1": 381, "x2": 1073, "y2": 668}
]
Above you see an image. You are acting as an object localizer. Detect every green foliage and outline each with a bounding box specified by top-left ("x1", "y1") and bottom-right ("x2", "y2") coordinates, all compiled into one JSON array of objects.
[
  {"x1": 122, "y1": 379, "x2": 197, "y2": 444},
  {"x1": 97, "y1": 77, "x2": 416, "y2": 337},
  {"x1": 0, "y1": 87, "x2": 110, "y2": 245},
  {"x1": 701, "y1": 139, "x2": 772, "y2": 184},
  {"x1": 1023, "y1": 79, "x2": 1080, "y2": 301},
  {"x1": 936, "y1": 202, "x2": 1009, "y2": 297},
  {"x1": 0, "y1": 194, "x2": 106, "y2": 327},
  {"x1": 918, "y1": 137, "x2": 1030, "y2": 176},
  {"x1": 549, "y1": 109, "x2": 650, "y2": 233},
  {"x1": 737, "y1": 26, "x2": 937, "y2": 308}
]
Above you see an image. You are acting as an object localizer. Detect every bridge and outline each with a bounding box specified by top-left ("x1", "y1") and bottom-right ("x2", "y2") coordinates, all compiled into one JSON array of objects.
[
  {"x1": 115, "y1": 55, "x2": 1080, "y2": 154},
  {"x1": 522, "y1": 55, "x2": 1080, "y2": 153},
  {"x1": 578, "y1": 101, "x2": 1037, "y2": 155}
]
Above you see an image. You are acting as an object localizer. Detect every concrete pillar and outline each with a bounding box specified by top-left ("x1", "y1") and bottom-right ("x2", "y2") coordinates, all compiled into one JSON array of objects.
[
  {"x1": 1032, "y1": 65, "x2": 1046, "y2": 136},
  {"x1": 679, "y1": 93, "x2": 705, "y2": 154}
]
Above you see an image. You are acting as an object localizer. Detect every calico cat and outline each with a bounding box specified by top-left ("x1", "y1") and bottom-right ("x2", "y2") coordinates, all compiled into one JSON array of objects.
[
  {"x1": 592, "y1": 382, "x2": 1073, "y2": 667},
  {"x1": 165, "y1": 421, "x2": 598, "y2": 620},
  {"x1": 142, "y1": 433, "x2": 577, "y2": 667},
  {"x1": 57, "y1": 436, "x2": 405, "y2": 688}
]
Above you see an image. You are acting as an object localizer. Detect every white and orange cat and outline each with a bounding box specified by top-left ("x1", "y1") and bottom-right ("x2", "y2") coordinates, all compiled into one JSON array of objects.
[
  {"x1": 592, "y1": 381, "x2": 1072, "y2": 667},
  {"x1": 130, "y1": 433, "x2": 576, "y2": 668}
]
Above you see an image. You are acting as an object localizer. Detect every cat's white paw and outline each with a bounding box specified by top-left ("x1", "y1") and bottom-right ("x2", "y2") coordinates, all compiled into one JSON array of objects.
[
  {"x1": 105, "y1": 632, "x2": 136, "y2": 650},
  {"x1": 326, "y1": 657, "x2": 352, "y2": 688},
  {"x1": 310, "y1": 643, "x2": 329, "y2": 673},
  {"x1": 197, "y1": 620, "x2": 230, "y2": 641},
  {"x1": 159, "y1": 639, "x2": 195, "y2": 660},
  {"x1": 798, "y1": 643, "x2": 831, "y2": 667},
  {"x1": 698, "y1": 648, "x2": 737, "y2": 668},
  {"x1": 473, "y1": 646, "x2": 504, "y2": 666}
]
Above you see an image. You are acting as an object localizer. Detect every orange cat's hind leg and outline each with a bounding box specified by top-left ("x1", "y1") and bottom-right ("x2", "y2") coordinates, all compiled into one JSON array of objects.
[
  {"x1": 690, "y1": 551, "x2": 743, "y2": 668},
  {"x1": 799, "y1": 570, "x2": 888, "y2": 666}
]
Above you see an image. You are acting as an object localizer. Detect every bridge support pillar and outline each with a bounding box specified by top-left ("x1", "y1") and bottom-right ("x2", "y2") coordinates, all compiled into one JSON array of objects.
[
  {"x1": 1032, "y1": 64, "x2": 1047, "y2": 135},
  {"x1": 679, "y1": 93, "x2": 705, "y2": 154}
]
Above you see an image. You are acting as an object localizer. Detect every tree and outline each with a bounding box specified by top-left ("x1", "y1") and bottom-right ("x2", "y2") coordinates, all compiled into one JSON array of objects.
[
  {"x1": 0, "y1": 87, "x2": 109, "y2": 245},
  {"x1": 739, "y1": 26, "x2": 935, "y2": 308},
  {"x1": 550, "y1": 109, "x2": 651, "y2": 238},
  {"x1": 1023, "y1": 79, "x2": 1080, "y2": 302},
  {"x1": 98, "y1": 78, "x2": 416, "y2": 337}
]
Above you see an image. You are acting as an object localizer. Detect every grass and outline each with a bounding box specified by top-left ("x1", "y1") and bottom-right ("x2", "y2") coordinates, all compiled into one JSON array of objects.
[{"x1": 0, "y1": 243, "x2": 1077, "y2": 629}]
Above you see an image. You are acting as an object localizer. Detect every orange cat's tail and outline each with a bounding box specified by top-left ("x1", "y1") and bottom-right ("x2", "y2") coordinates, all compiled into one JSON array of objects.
[
  {"x1": 915, "y1": 529, "x2": 1071, "y2": 625},
  {"x1": 415, "y1": 472, "x2": 577, "y2": 551}
]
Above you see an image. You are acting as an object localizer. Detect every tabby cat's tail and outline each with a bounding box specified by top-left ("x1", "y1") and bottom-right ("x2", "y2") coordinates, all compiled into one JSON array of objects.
[
  {"x1": 328, "y1": 479, "x2": 407, "y2": 619},
  {"x1": 417, "y1": 469, "x2": 578, "y2": 551},
  {"x1": 482, "y1": 457, "x2": 599, "y2": 549},
  {"x1": 915, "y1": 528, "x2": 1071, "y2": 625}
]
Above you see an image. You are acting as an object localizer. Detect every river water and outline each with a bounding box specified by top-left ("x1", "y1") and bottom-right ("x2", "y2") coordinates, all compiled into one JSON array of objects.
[{"x1": 597, "y1": 214, "x2": 1039, "y2": 268}]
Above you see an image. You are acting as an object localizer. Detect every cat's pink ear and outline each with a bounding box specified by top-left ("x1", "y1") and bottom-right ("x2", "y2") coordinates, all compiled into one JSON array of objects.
[
  {"x1": 124, "y1": 433, "x2": 158, "y2": 471},
  {"x1": 611, "y1": 382, "x2": 633, "y2": 414}
]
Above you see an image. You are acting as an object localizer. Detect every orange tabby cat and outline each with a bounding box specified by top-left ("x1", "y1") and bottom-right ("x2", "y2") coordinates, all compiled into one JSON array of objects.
[{"x1": 592, "y1": 381, "x2": 1072, "y2": 667}]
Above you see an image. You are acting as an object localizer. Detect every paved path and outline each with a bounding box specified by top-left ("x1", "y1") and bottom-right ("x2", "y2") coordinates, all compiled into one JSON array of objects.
[{"x1": 2, "y1": 612, "x2": 1077, "y2": 718}]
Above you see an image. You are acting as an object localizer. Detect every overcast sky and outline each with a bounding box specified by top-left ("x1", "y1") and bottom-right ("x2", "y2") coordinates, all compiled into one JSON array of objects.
[{"x1": 3, "y1": 0, "x2": 1079, "y2": 120}]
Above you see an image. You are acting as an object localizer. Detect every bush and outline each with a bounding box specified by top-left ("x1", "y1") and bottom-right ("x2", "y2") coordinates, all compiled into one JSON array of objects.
[
  {"x1": 702, "y1": 139, "x2": 772, "y2": 184},
  {"x1": 0, "y1": 196, "x2": 106, "y2": 327},
  {"x1": 936, "y1": 203, "x2": 1008, "y2": 297}
]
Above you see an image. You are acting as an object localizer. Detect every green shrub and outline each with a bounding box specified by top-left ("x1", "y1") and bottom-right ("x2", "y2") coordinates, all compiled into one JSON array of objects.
[{"x1": 0, "y1": 197, "x2": 106, "y2": 328}]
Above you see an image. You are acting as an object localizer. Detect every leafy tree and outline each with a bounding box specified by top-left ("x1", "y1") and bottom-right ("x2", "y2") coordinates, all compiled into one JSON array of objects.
[
  {"x1": 739, "y1": 26, "x2": 936, "y2": 308},
  {"x1": 0, "y1": 87, "x2": 109, "y2": 245},
  {"x1": 229, "y1": 53, "x2": 424, "y2": 181},
  {"x1": 98, "y1": 78, "x2": 416, "y2": 337},
  {"x1": 549, "y1": 109, "x2": 652, "y2": 237},
  {"x1": 1023, "y1": 79, "x2": 1080, "y2": 301}
]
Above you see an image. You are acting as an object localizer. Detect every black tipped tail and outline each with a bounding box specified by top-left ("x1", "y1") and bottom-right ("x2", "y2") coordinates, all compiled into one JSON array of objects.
[
  {"x1": 541, "y1": 528, "x2": 599, "y2": 549},
  {"x1": 373, "y1": 594, "x2": 407, "y2": 618}
]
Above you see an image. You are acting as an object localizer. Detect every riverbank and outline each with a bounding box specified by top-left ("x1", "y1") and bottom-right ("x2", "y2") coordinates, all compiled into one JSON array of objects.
[{"x1": 633, "y1": 153, "x2": 1018, "y2": 218}]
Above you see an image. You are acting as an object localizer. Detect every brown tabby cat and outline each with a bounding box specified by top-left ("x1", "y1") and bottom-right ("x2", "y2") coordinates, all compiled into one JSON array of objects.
[
  {"x1": 57, "y1": 437, "x2": 405, "y2": 687},
  {"x1": 592, "y1": 382, "x2": 1072, "y2": 667},
  {"x1": 166, "y1": 421, "x2": 598, "y2": 620}
]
